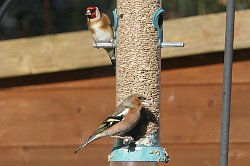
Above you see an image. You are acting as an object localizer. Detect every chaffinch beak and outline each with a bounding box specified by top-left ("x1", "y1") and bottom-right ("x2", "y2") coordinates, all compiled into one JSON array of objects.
[
  {"x1": 142, "y1": 100, "x2": 150, "y2": 107},
  {"x1": 85, "y1": 10, "x2": 91, "y2": 16}
]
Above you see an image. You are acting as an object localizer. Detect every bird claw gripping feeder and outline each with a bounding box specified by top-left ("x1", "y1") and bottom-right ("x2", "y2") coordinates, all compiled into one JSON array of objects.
[{"x1": 92, "y1": 1, "x2": 184, "y2": 164}]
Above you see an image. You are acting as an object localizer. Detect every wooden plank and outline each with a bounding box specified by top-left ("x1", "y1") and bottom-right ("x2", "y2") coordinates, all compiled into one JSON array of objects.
[
  {"x1": 0, "y1": 143, "x2": 249, "y2": 166},
  {"x1": 0, "y1": 145, "x2": 111, "y2": 166},
  {"x1": 0, "y1": 89, "x2": 116, "y2": 146},
  {"x1": 0, "y1": 84, "x2": 249, "y2": 146},
  {"x1": 0, "y1": 10, "x2": 250, "y2": 78},
  {"x1": 161, "y1": 84, "x2": 250, "y2": 143},
  {"x1": 2, "y1": 57, "x2": 249, "y2": 91},
  {"x1": 160, "y1": 143, "x2": 250, "y2": 166},
  {"x1": 0, "y1": 31, "x2": 110, "y2": 78},
  {"x1": 161, "y1": 56, "x2": 250, "y2": 85},
  {"x1": 163, "y1": 9, "x2": 250, "y2": 58}
]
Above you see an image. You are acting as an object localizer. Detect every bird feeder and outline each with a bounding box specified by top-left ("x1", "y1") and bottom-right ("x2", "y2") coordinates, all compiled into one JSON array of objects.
[
  {"x1": 90, "y1": 0, "x2": 184, "y2": 164},
  {"x1": 108, "y1": 0, "x2": 184, "y2": 165}
]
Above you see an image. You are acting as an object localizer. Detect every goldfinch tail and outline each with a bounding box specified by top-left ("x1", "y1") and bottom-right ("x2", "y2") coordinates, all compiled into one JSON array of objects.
[{"x1": 105, "y1": 48, "x2": 116, "y2": 68}]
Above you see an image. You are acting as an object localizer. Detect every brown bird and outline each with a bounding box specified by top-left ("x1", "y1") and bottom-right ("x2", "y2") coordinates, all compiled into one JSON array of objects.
[
  {"x1": 74, "y1": 94, "x2": 149, "y2": 154},
  {"x1": 85, "y1": 6, "x2": 116, "y2": 67}
]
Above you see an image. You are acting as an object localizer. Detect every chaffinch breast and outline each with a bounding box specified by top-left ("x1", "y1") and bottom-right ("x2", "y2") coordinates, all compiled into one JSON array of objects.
[
  {"x1": 85, "y1": 6, "x2": 116, "y2": 68},
  {"x1": 74, "y1": 94, "x2": 149, "y2": 154}
]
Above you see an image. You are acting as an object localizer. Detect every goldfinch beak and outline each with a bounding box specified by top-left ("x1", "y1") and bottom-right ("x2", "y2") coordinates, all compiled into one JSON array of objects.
[{"x1": 85, "y1": 10, "x2": 91, "y2": 16}]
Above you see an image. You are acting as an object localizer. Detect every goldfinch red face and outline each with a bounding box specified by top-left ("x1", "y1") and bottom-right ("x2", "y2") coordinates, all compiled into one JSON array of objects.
[{"x1": 85, "y1": 6, "x2": 97, "y2": 19}]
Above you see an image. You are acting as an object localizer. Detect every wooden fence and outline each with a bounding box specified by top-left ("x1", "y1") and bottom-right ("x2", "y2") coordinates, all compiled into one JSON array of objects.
[{"x1": 0, "y1": 9, "x2": 250, "y2": 166}]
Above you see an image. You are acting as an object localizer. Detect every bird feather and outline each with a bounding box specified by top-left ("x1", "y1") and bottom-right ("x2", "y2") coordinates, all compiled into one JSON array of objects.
[{"x1": 74, "y1": 115, "x2": 123, "y2": 153}]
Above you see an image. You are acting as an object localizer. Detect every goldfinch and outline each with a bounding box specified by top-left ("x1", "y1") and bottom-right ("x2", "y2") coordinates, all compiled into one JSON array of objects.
[
  {"x1": 74, "y1": 94, "x2": 148, "y2": 154},
  {"x1": 85, "y1": 6, "x2": 116, "y2": 67}
]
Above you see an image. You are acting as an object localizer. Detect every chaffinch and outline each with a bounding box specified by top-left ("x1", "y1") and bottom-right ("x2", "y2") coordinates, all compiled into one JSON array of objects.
[{"x1": 74, "y1": 94, "x2": 148, "y2": 153}]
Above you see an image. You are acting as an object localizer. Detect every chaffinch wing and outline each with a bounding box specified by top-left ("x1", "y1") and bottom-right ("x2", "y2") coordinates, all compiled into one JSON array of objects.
[{"x1": 74, "y1": 94, "x2": 148, "y2": 153}]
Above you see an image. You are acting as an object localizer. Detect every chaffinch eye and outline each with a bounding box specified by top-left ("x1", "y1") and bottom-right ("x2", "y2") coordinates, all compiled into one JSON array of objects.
[{"x1": 138, "y1": 96, "x2": 146, "y2": 100}]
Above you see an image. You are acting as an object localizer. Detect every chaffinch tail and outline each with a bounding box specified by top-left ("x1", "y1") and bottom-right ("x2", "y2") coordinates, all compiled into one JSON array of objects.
[
  {"x1": 85, "y1": 6, "x2": 116, "y2": 68},
  {"x1": 74, "y1": 94, "x2": 148, "y2": 154}
]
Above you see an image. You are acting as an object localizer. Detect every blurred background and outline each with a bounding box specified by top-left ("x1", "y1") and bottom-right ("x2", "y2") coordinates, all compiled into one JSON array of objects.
[{"x1": 1, "y1": 0, "x2": 250, "y2": 40}]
